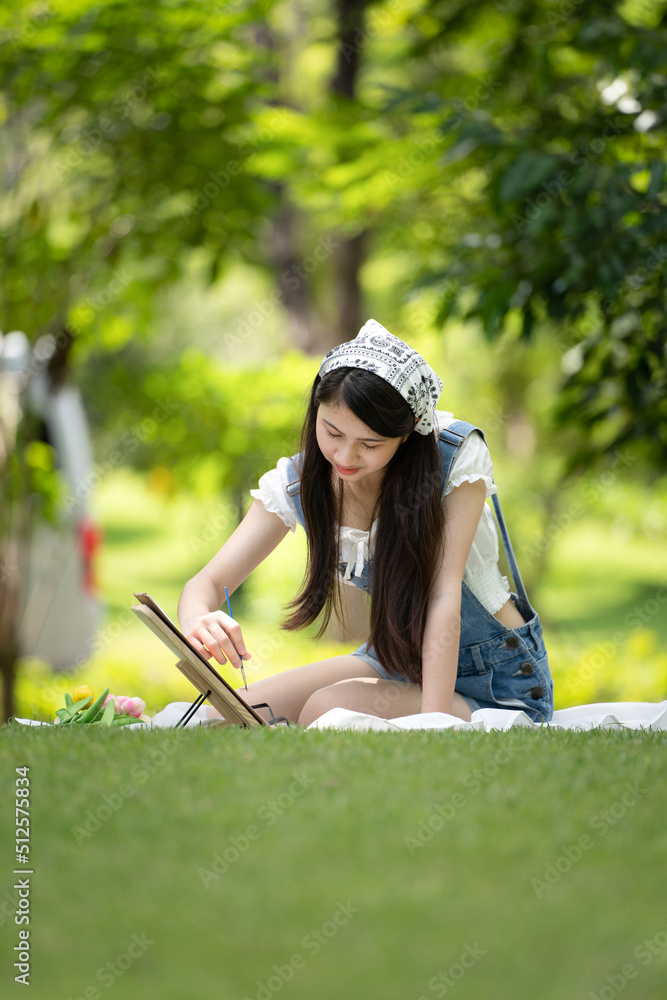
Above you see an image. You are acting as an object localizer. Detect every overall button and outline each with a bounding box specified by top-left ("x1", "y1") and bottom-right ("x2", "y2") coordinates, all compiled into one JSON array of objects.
[
  {"x1": 505, "y1": 636, "x2": 519, "y2": 649},
  {"x1": 520, "y1": 662, "x2": 534, "y2": 675},
  {"x1": 530, "y1": 686, "x2": 544, "y2": 699}
]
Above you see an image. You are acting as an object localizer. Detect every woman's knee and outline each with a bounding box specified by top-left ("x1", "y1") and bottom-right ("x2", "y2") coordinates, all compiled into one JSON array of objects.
[{"x1": 298, "y1": 679, "x2": 364, "y2": 727}]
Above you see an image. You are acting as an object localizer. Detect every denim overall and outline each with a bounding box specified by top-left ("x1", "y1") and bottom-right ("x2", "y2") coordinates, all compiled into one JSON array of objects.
[{"x1": 285, "y1": 420, "x2": 554, "y2": 722}]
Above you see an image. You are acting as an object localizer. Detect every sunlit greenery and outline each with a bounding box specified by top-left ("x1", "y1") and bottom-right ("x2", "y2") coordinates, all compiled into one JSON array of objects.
[
  {"x1": 2, "y1": 7, "x2": 666, "y2": 999},
  {"x1": 2, "y1": 0, "x2": 665, "y2": 464},
  {"x1": 2, "y1": 0, "x2": 666, "y2": 712}
]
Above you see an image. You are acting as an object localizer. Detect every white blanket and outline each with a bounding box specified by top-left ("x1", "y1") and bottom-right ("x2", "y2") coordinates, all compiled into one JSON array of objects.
[
  {"x1": 13, "y1": 700, "x2": 667, "y2": 732},
  {"x1": 305, "y1": 701, "x2": 667, "y2": 732}
]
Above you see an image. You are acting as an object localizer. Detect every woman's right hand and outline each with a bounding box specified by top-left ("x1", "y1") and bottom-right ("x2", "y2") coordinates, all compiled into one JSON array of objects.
[
  {"x1": 178, "y1": 499, "x2": 289, "y2": 672},
  {"x1": 184, "y1": 611, "x2": 251, "y2": 671}
]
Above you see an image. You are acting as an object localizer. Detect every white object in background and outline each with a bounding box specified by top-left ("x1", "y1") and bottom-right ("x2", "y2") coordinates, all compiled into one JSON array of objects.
[
  {"x1": 0, "y1": 330, "x2": 102, "y2": 669},
  {"x1": 150, "y1": 702, "x2": 218, "y2": 728}
]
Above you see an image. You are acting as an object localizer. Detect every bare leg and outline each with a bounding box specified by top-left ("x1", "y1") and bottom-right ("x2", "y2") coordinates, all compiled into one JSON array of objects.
[
  {"x1": 208, "y1": 655, "x2": 472, "y2": 727},
  {"x1": 298, "y1": 678, "x2": 472, "y2": 727},
  {"x1": 208, "y1": 655, "x2": 379, "y2": 725}
]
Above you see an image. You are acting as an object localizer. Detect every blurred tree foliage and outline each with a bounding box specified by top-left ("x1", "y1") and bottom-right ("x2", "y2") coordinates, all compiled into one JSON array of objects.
[
  {"x1": 81, "y1": 343, "x2": 319, "y2": 501},
  {"x1": 0, "y1": 0, "x2": 279, "y2": 345},
  {"x1": 2, "y1": 0, "x2": 666, "y2": 713},
  {"x1": 397, "y1": 0, "x2": 667, "y2": 471},
  {"x1": 1, "y1": 0, "x2": 664, "y2": 480},
  {"x1": 249, "y1": 0, "x2": 667, "y2": 470}
]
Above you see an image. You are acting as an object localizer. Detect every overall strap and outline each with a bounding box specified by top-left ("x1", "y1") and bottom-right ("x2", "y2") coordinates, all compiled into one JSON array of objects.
[
  {"x1": 437, "y1": 419, "x2": 488, "y2": 493},
  {"x1": 438, "y1": 420, "x2": 530, "y2": 608},
  {"x1": 489, "y1": 493, "x2": 530, "y2": 609},
  {"x1": 285, "y1": 455, "x2": 306, "y2": 529}
]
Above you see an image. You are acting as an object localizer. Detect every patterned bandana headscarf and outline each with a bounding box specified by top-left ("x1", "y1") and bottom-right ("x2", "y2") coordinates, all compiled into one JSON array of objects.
[{"x1": 318, "y1": 318, "x2": 443, "y2": 435}]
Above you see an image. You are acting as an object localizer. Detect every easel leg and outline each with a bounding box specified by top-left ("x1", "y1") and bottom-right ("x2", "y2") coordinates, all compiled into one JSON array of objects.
[{"x1": 176, "y1": 690, "x2": 211, "y2": 728}]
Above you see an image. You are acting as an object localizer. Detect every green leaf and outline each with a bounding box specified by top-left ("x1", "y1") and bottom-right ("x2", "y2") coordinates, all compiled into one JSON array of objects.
[
  {"x1": 78, "y1": 688, "x2": 110, "y2": 724},
  {"x1": 71, "y1": 696, "x2": 93, "y2": 714},
  {"x1": 65, "y1": 693, "x2": 73, "y2": 709},
  {"x1": 112, "y1": 715, "x2": 147, "y2": 726},
  {"x1": 499, "y1": 153, "x2": 559, "y2": 203},
  {"x1": 521, "y1": 306, "x2": 534, "y2": 341},
  {"x1": 100, "y1": 701, "x2": 116, "y2": 726},
  {"x1": 647, "y1": 161, "x2": 665, "y2": 201}
]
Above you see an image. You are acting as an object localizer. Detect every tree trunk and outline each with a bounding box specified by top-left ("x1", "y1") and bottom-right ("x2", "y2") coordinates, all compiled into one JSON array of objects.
[
  {"x1": 259, "y1": 2, "x2": 373, "y2": 358},
  {"x1": 330, "y1": 0, "x2": 370, "y2": 98},
  {"x1": 269, "y1": 195, "x2": 334, "y2": 354},
  {"x1": 0, "y1": 414, "x2": 30, "y2": 723},
  {"x1": 329, "y1": 0, "x2": 372, "y2": 347},
  {"x1": 0, "y1": 523, "x2": 19, "y2": 722},
  {"x1": 0, "y1": 644, "x2": 18, "y2": 722},
  {"x1": 334, "y1": 227, "x2": 368, "y2": 343}
]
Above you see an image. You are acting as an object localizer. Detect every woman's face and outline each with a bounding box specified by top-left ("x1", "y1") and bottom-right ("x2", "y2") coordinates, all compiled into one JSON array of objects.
[{"x1": 315, "y1": 402, "x2": 409, "y2": 490}]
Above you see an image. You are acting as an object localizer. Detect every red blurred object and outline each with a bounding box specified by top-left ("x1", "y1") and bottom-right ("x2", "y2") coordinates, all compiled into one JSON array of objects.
[{"x1": 78, "y1": 517, "x2": 104, "y2": 595}]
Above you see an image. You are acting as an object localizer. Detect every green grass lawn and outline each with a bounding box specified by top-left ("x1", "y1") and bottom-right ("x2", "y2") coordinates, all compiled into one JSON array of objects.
[
  {"x1": 6, "y1": 469, "x2": 667, "y2": 997},
  {"x1": 1, "y1": 724, "x2": 666, "y2": 999}
]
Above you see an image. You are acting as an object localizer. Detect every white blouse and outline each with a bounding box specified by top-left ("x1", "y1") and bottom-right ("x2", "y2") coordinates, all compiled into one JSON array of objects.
[{"x1": 250, "y1": 410, "x2": 511, "y2": 614}]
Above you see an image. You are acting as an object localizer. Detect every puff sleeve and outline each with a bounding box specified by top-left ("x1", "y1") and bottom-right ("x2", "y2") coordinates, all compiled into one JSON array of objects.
[
  {"x1": 442, "y1": 429, "x2": 497, "y2": 499},
  {"x1": 249, "y1": 457, "x2": 299, "y2": 533}
]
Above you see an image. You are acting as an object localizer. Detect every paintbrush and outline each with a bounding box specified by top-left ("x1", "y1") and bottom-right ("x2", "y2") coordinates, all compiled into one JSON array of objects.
[{"x1": 224, "y1": 586, "x2": 247, "y2": 690}]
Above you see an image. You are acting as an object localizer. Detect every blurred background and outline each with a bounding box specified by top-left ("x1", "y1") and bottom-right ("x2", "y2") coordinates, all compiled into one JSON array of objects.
[{"x1": 1, "y1": 0, "x2": 666, "y2": 722}]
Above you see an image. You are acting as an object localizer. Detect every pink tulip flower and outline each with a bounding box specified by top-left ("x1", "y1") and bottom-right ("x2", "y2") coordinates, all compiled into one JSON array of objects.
[
  {"x1": 103, "y1": 693, "x2": 146, "y2": 718},
  {"x1": 116, "y1": 696, "x2": 146, "y2": 718}
]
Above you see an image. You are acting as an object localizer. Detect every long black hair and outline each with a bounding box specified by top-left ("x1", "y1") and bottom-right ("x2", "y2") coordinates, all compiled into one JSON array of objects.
[{"x1": 282, "y1": 367, "x2": 444, "y2": 685}]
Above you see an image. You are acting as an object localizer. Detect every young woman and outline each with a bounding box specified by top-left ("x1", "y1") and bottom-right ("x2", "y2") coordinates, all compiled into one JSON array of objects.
[{"x1": 178, "y1": 319, "x2": 554, "y2": 727}]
